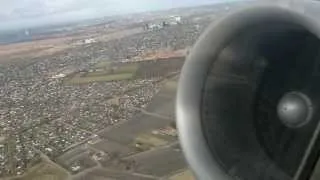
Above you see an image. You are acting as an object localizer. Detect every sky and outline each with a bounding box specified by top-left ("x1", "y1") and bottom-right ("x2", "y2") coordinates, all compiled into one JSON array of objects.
[{"x1": 0, "y1": 0, "x2": 241, "y2": 31}]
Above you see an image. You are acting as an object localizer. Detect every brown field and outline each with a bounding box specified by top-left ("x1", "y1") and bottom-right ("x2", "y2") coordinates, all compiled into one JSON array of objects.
[
  {"x1": 0, "y1": 38, "x2": 70, "y2": 64},
  {"x1": 98, "y1": 27, "x2": 143, "y2": 42},
  {"x1": 0, "y1": 27, "x2": 144, "y2": 64},
  {"x1": 0, "y1": 22, "x2": 185, "y2": 66},
  {"x1": 74, "y1": 168, "x2": 155, "y2": 180}
]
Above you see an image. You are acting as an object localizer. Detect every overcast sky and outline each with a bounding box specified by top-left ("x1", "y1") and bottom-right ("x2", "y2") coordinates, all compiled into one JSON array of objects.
[{"x1": 0, "y1": 0, "x2": 241, "y2": 31}]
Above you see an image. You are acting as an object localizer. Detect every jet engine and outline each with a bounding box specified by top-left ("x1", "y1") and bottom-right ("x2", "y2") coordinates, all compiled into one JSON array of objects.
[{"x1": 176, "y1": 5, "x2": 320, "y2": 180}]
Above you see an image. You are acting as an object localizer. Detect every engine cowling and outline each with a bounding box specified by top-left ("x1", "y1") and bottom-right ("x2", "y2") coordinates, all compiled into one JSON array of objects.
[{"x1": 176, "y1": 5, "x2": 320, "y2": 180}]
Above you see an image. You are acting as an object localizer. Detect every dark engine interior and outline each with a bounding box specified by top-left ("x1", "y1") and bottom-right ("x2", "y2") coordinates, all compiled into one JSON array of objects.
[{"x1": 201, "y1": 21, "x2": 320, "y2": 180}]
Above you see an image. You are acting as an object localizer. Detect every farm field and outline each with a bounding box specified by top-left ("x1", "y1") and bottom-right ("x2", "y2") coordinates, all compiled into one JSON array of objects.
[{"x1": 64, "y1": 57, "x2": 183, "y2": 84}]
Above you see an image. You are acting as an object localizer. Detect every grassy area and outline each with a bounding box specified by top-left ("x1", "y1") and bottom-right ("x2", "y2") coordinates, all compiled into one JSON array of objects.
[
  {"x1": 94, "y1": 61, "x2": 138, "y2": 72},
  {"x1": 165, "y1": 80, "x2": 178, "y2": 90},
  {"x1": 131, "y1": 132, "x2": 169, "y2": 152},
  {"x1": 12, "y1": 161, "x2": 69, "y2": 180},
  {"x1": 169, "y1": 169, "x2": 195, "y2": 180},
  {"x1": 94, "y1": 61, "x2": 112, "y2": 68},
  {"x1": 135, "y1": 133, "x2": 168, "y2": 147},
  {"x1": 84, "y1": 71, "x2": 110, "y2": 77},
  {"x1": 114, "y1": 64, "x2": 138, "y2": 74},
  {"x1": 64, "y1": 62, "x2": 139, "y2": 85},
  {"x1": 86, "y1": 64, "x2": 138, "y2": 77},
  {"x1": 66, "y1": 73, "x2": 133, "y2": 84}
]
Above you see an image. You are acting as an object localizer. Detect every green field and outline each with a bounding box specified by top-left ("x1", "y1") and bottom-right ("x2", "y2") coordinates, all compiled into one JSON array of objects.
[
  {"x1": 164, "y1": 80, "x2": 178, "y2": 90},
  {"x1": 84, "y1": 71, "x2": 110, "y2": 77},
  {"x1": 94, "y1": 61, "x2": 138, "y2": 71},
  {"x1": 64, "y1": 62, "x2": 139, "y2": 84},
  {"x1": 113, "y1": 64, "x2": 138, "y2": 74},
  {"x1": 94, "y1": 61, "x2": 112, "y2": 68},
  {"x1": 86, "y1": 64, "x2": 138, "y2": 77},
  {"x1": 66, "y1": 73, "x2": 133, "y2": 84}
]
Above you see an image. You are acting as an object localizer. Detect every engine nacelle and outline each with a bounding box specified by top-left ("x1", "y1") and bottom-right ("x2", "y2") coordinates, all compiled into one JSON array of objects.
[{"x1": 177, "y1": 5, "x2": 320, "y2": 180}]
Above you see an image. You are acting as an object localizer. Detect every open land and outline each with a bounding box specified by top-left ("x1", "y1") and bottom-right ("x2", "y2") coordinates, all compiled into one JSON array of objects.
[
  {"x1": 10, "y1": 160, "x2": 69, "y2": 180},
  {"x1": 168, "y1": 169, "x2": 195, "y2": 180}
]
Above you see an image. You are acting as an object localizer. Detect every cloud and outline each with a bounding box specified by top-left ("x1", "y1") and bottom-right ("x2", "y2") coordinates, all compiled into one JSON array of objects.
[{"x1": 0, "y1": 0, "x2": 238, "y2": 31}]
